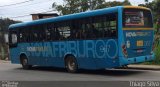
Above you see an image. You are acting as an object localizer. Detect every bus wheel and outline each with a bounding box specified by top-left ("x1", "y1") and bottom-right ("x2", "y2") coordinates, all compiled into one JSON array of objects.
[
  {"x1": 21, "y1": 56, "x2": 32, "y2": 70},
  {"x1": 65, "y1": 56, "x2": 78, "y2": 73}
]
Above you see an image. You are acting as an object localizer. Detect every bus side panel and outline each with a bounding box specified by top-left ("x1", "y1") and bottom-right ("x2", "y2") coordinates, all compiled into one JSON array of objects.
[
  {"x1": 76, "y1": 39, "x2": 119, "y2": 69},
  {"x1": 18, "y1": 42, "x2": 67, "y2": 68},
  {"x1": 47, "y1": 40, "x2": 119, "y2": 69},
  {"x1": 10, "y1": 46, "x2": 20, "y2": 64},
  {"x1": 92, "y1": 39, "x2": 119, "y2": 69},
  {"x1": 44, "y1": 41, "x2": 98, "y2": 69},
  {"x1": 19, "y1": 43, "x2": 48, "y2": 66},
  {"x1": 47, "y1": 42, "x2": 66, "y2": 68},
  {"x1": 17, "y1": 39, "x2": 120, "y2": 69}
]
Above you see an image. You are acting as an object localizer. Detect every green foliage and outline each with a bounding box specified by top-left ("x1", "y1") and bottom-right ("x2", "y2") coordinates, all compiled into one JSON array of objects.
[
  {"x1": 0, "y1": 18, "x2": 21, "y2": 60},
  {"x1": 0, "y1": 18, "x2": 21, "y2": 33},
  {"x1": 52, "y1": 0, "x2": 131, "y2": 15},
  {"x1": 137, "y1": 41, "x2": 160, "y2": 65},
  {"x1": 104, "y1": 0, "x2": 131, "y2": 7},
  {"x1": 139, "y1": 1, "x2": 160, "y2": 65},
  {"x1": 154, "y1": 43, "x2": 160, "y2": 64},
  {"x1": 145, "y1": 0, "x2": 148, "y2": 2},
  {"x1": 123, "y1": 0, "x2": 131, "y2": 5}
]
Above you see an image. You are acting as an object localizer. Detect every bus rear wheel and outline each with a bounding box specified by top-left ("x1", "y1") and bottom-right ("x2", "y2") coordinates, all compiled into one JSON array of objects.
[
  {"x1": 65, "y1": 56, "x2": 78, "y2": 73},
  {"x1": 21, "y1": 56, "x2": 32, "y2": 70}
]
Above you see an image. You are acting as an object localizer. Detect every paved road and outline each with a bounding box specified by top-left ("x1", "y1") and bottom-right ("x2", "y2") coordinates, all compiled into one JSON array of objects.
[{"x1": 0, "y1": 63, "x2": 160, "y2": 81}]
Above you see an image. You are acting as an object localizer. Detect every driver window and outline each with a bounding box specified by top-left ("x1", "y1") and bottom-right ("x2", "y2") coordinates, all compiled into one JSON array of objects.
[{"x1": 11, "y1": 34, "x2": 17, "y2": 44}]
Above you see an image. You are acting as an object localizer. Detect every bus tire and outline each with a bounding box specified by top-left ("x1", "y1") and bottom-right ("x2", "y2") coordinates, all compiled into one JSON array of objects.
[
  {"x1": 20, "y1": 56, "x2": 32, "y2": 70},
  {"x1": 65, "y1": 56, "x2": 78, "y2": 73}
]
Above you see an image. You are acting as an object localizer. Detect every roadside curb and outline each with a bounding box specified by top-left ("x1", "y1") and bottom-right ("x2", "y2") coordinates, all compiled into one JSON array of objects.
[
  {"x1": 0, "y1": 60, "x2": 11, "y2": 63},
  {"x1": 0, "y1": 61, "x2": 160, "y2": 70},
  {"x1": 127, "y1": 65, "x2": 160, "y2": 70}
]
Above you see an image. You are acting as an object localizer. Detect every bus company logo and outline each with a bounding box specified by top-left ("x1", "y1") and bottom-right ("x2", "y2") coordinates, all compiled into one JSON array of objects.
[
  {"x1": 126, "y1": 32, "x2": 137, "y2": 37},
  {"x1": 25, "y1": 39, "x2": 118, "y2": 59},
  {"x1": 126, "y1": 32, "x2": 150, "y2": 37},
  {"x1": 27, "y1": 47, "x2": 48, "y2": 52}
]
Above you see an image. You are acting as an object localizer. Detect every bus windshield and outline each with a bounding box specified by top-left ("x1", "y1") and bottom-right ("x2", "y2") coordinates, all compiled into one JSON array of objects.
[{"x1": 123, "y1": 9, "x2": 153, "y2": 28}]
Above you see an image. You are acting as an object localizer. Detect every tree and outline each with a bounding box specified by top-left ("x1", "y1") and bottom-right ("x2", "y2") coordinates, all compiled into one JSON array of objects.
[
  {"x1": 0, "y1": 18, "x2": 21, "y2": 32},
  {"x1": 145, "y1": 0, "x2": 148, "y2": 2},
  {"x1": 0, "y1": 18, "x2": 21, "y2": 44},
  {"x1": 104, "y1": 0, "x2": 131, "y2": 7},
  {"x1": 123, "y1": 0, "x2": 131, "y2": 5},
  {"x1": 154, "y1": 0, "x2": 160, "y2": 18},
  {"x1": 52, "y1": 0, "x2": 132, "y2": 15},
  {"x1": 0, "y1": 18, "x2": 21, "y2": 60},
  {"x1": 88, "y1": 0, "x2": 106, "y2": 10},
  {"x1": 52, "y1": 0, "x2": 106, "y2": 15}
]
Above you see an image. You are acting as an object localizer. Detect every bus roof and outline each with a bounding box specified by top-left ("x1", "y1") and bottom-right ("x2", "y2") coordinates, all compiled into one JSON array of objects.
[
  {"x1": 124, "y1": 6, "x2": 151, "y2": 11},
  {"x1": 9, "y1": 6, "x2": 150, "y2": 29}
]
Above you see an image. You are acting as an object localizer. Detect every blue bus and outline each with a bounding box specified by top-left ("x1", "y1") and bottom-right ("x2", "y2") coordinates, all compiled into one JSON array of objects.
[{"x1": 9, "y1": 6, "x2": 154, "y2": 73}]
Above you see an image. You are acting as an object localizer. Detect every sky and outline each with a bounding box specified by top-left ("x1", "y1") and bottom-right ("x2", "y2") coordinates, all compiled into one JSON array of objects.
[{"x1": 0, "y1": 0, "x2": 154, "y2": 22}]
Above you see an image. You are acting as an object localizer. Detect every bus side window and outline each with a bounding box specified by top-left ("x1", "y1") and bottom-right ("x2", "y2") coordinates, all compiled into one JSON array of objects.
[
  {"x1": 31, "y1": 25, "x2": 46, "y2": 42},
  {"x1": 9, "y1": 30, "x2": 18, "y2": 47},
  {"x1": 29, "y1": 29, "x2": 34, "y2": 42},
  {"x1": 19, "y1": 29, "x2": 26, "y2": 42},
  {"x1": 19, "y1": 32, "x2": 23, "y2": 42},
  {"x1": 31, "y1": 27, "x2": 39, "y2": 42},
  {"x1": 87, "y1": 24, "x2": 97, "y2": 38},
  {"x1": 57, "y1": 21, "x2": 71, "y2": 40},
  {"x1": 58, "y1": 27, "x2": 64, "y2": 40},
  {"x1": 53, "y1": 24, "x2": 60, "y2": 41},
  {"x1": 55, "y1": 28, "x2": 60, "y2": 40},
  {"x1": 70, "y1": 20, "x2": 81, "y2": 39},
  {"x1": 91, "y1": 16, "x2": 105, "y2": 38},
  {"x1": 75, "y1": 20, "x2": 86, "y2": 39},
  {"x1": 26, "y1": 30, "x2": 30, "y2": 42},
  {"x1": 40, "y1": 25, "x2": 46, "y2": 41},
  {"x1": 46, "y1": 23, "x2": 60, "y2": 41},
  {"x1": 11, "y1": 33, "x2": 17, "y2": 44},
  {"x1": 83, "y1": 18, "x2": 95, "y2": 39},
  {"x1": 33, "y1": 31, "x2": 38, "y2": 41},
  {"x1": 70, "y1": 22, "x2": 75, "y2": 39},
  {"x1": 104, "y1": 13, "x2": 117, "y2": 38},
  {"x1": 45, "y1": 24, "x2": 53, "y2": 41}
]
